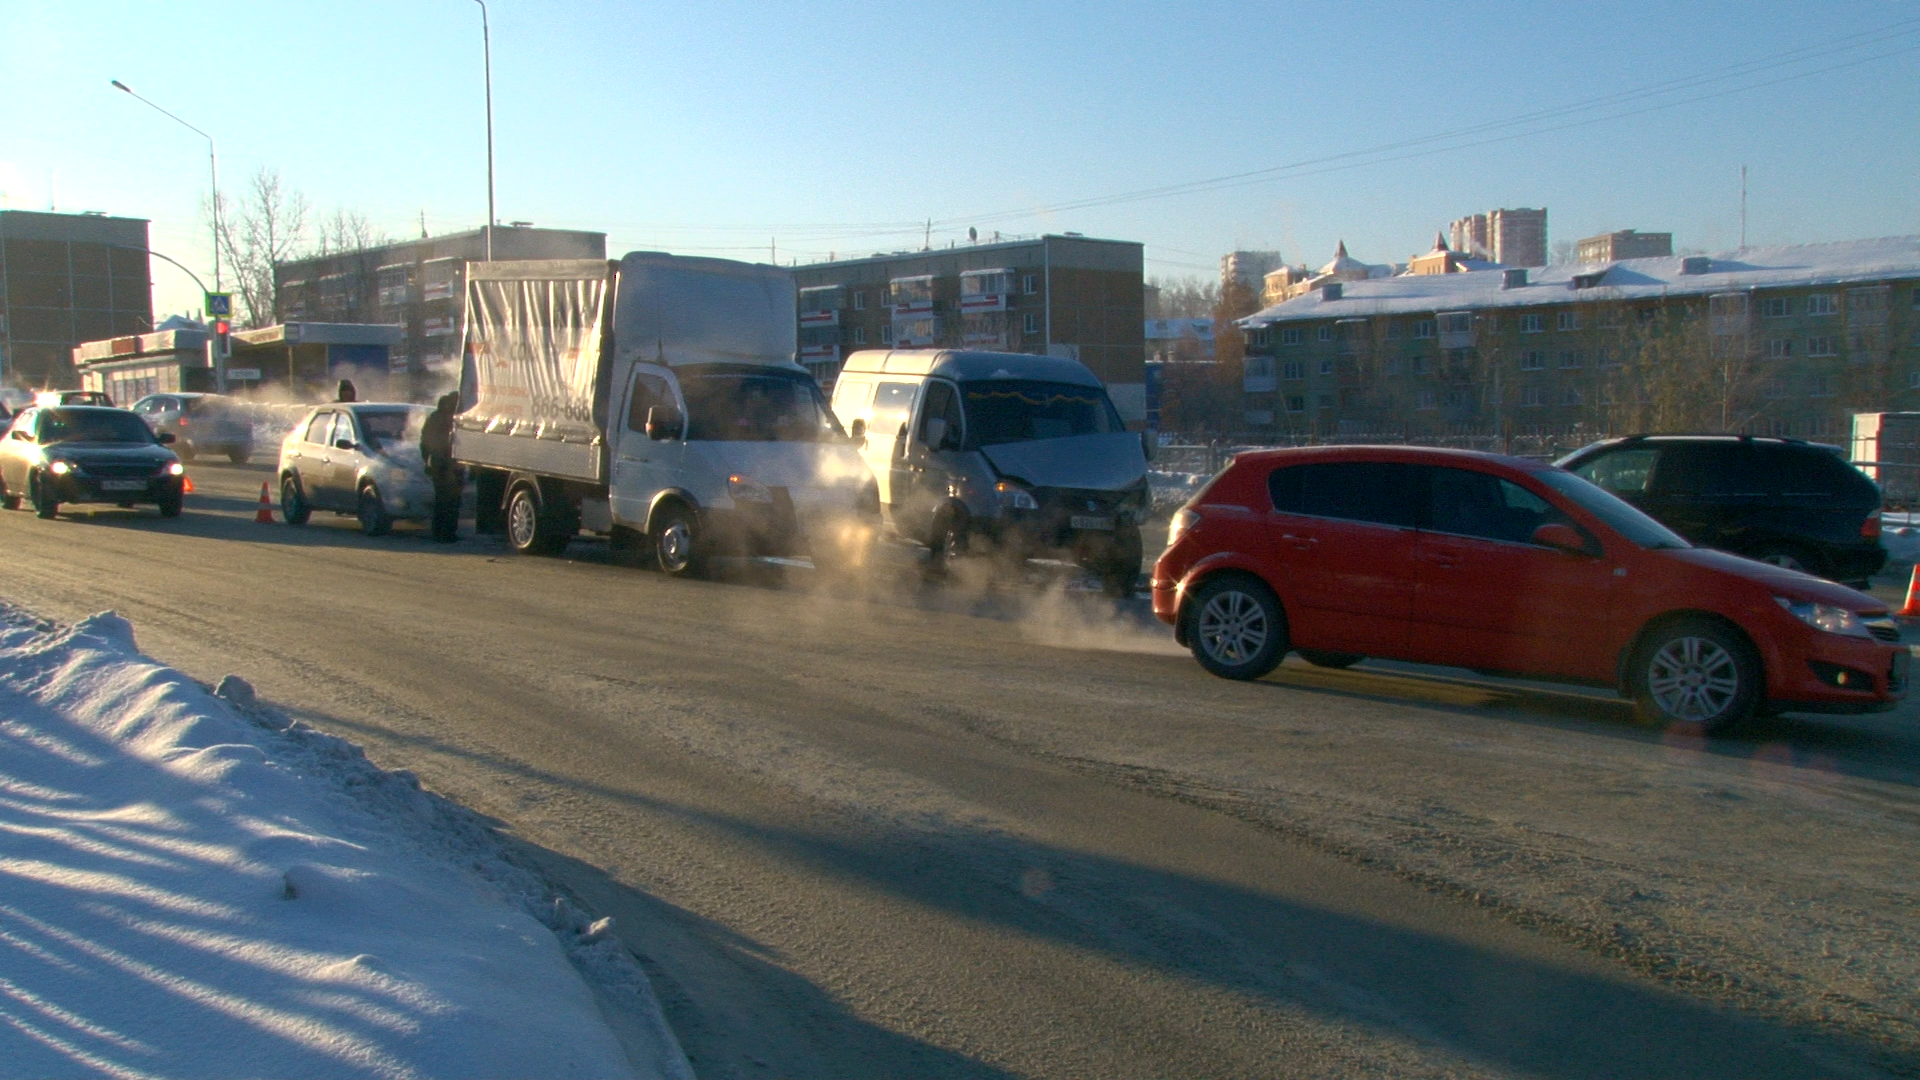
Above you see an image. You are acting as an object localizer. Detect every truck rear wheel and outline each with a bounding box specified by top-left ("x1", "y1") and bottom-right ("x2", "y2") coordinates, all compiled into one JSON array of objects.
[{"x1": 505, "y1": 482, "x2": 570, "y2": 557}]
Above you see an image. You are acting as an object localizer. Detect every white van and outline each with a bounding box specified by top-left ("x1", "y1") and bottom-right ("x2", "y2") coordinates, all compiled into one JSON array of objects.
[{"x1": 831, "y1": 349, "x2": 1150, "y2": 594}]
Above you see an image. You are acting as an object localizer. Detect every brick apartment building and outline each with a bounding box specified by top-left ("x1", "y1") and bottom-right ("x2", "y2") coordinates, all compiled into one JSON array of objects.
[
  {"x1": 789, "y1": 234, "x2": 1147, "y2": 422},
  {"x1": 1237, "y1": 236, "x2": 1920, "y2": 441},
  {"x1": 0, "y1": 210, "x2": 153, "y2": 388}
]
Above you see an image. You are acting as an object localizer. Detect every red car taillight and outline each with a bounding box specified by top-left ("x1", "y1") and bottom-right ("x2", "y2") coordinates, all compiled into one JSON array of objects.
[{"x1": 1863, "y1": 510, "x2": 1882, "y2": 541}]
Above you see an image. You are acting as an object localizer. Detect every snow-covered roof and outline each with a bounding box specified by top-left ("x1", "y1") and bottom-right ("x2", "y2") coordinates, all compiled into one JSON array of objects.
[{"x1": 1240, "y1": 235, "x2": 1920, "y2": 328}]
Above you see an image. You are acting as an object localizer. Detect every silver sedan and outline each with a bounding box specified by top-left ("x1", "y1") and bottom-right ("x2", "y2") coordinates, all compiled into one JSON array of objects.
[{"x1": 277, "y1": 404, "x2": 435, "y2": 536}]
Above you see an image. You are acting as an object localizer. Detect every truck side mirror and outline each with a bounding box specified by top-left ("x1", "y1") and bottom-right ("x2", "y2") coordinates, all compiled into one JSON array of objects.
[
  {"x1": 848, "y1": 417, "x2": 867, "y2": 449},
  {"x1": 645, "y1": 406, "x2": 681, "y2": 441}
]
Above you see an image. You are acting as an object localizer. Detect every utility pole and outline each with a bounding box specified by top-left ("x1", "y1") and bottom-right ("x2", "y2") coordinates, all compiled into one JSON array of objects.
[
  {"x1": 473, "y1": 0, "x2": 496, "y2": 261},
  {"x1": 1740, "y1": 165, "x2": 1748, "y2": 250}
]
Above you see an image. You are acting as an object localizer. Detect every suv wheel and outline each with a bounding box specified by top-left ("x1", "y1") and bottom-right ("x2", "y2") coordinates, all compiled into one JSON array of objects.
[
  {"x1": 1750, "y1": 543, "x2": 1821, "y2": 577},
  {"x1": 1186, "y1": 576, "x2": 1287, "y2": 680},
  {"x1": 1631, "y1": 618, "x2": 1760, "y2": 735}
]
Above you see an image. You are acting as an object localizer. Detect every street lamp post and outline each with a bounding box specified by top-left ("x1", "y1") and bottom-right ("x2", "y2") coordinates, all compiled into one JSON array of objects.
[
  {"x1": 473, "y1": 0, "x2": 496, "y2": 261},
  {"x1": 110, "y1": 80, "x2": 220, "y2": 293}
]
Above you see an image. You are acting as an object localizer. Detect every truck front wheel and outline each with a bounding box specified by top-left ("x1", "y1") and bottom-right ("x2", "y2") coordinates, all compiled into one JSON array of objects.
[{"x1": 652, "y1": 504, "x2": 706, "y2": 578}]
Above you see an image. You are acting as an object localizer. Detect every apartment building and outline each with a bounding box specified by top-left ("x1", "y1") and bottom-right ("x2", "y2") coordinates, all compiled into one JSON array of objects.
[
  {"x1": 789, "y1": 234, "x2": 1147, "y2": 422},
  {"x1": 275, "y1": 225, "x2": 604, "y2": 395},
  {"x1": 1237, "y1": 236, "x2": 1920, "y2": 441},
  {"x1": 1577, "y1": 229, "x2": 1673, "y2": 264},
  {"x1": 0, "y1": 210, "x2": 153, "y2": 388},
  {"x1": 1448, "y1": 207, "x2": 1548, "y2": 268}
]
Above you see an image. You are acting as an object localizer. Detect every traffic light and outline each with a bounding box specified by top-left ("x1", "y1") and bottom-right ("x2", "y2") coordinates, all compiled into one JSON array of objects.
[{"x1": 212, "y1": 318, "x2": 232, "y2": 362}]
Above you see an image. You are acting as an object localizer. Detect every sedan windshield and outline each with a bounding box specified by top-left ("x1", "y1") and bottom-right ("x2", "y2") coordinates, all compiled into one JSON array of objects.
[
  {"x1": 960, "y1": 380, "x2": 1123, "y2": 447},
  {"x1": 682, "y1": 370, "x2": 843, "y2": 442},
  {"x1": 355, "y1": 407, "x2": 429, "y2": 451},
  {"x1": 1535, "y1": 468, "x2": 1689, "y2": 549},
  {"x1": 38, "y1": 409, "x2": 156, "y2": 445}
]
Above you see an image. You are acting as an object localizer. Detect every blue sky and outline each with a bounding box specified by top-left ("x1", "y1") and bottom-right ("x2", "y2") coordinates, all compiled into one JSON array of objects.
[{"x1": 4, "y1": 0, "x2": 1916, "y2": 319}]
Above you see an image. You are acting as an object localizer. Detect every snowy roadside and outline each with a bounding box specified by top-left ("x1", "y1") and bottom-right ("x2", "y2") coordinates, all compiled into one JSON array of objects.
[{"x1": 0, "y1": 604, "x2": 692, "y2": 1080}]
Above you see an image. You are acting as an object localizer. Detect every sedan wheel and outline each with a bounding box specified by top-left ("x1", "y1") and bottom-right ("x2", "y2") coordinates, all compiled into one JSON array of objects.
[
  {"x1": 280, "y1": 476, "x2": 311, "y2": 526},
  {"x1": 357, "y1": 485, "x2": 392, "y2": 537},
  {"x1": 1633, "y1": 619, "x2": 1759, "y2": 734},
  {"x1": 1187, "y1": 576, "x2": 1287, "y2": 680}
]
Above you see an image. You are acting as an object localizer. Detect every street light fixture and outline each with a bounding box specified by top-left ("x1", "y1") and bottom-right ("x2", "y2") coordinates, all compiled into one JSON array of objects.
[
  {"x1": 473, "y1": 0, "x2": 496, "y2": 261},
  {"x1": 110, "y1": 80, "x2": 221, "y2": 292}
]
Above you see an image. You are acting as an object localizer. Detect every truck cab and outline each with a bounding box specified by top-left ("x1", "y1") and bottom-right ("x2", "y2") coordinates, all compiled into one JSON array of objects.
[{"x1": 831, "y1": 349, "x2": 1150, "y2": 594}]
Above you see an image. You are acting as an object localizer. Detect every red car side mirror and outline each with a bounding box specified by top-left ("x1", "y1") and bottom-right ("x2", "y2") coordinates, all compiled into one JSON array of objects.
[{"x1": 1532, "y1": 522, "x2": 1590, "y2": 554}]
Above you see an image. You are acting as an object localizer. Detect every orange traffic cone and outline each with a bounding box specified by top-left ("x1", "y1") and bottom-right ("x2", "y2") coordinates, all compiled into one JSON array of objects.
[
  {"x1": 253, "y1": 481, "x2": 275, "y2": 524},
  {"x1": 181, "y1": 474, "x2": 194, "y2": 494},
  {"x1": 1899, "y1": 564, "x2": 1920, "y2": 618}
]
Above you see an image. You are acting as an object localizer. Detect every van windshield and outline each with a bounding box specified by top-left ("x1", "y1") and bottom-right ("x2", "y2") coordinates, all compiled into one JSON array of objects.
[
  {"x1": 960, "y1": 380, "x2": 1123, "y2": 447},
  {"x1": 682, "y1": 369, "x2": 845, "y2": 442}
]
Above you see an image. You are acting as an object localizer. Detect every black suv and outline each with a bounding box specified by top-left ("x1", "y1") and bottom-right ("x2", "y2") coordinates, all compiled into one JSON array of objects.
[{"x1": 1556, "y1": 435, "x2": 1885, "y2": 588}]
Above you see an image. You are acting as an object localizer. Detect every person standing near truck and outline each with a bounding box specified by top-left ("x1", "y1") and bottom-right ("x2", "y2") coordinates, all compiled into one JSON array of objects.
[{"x1": 420, "y1": 392, "x2": 462, "y2": 542}]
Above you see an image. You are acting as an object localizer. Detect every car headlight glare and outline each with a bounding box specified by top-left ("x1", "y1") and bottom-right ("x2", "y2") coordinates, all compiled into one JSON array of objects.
[
  {"x1": 165, "y1": 462, "x2": 185, "y2": 476},
  {"x1": 48, "y1": 460, "x2": 72, "y2": 475},
  {"x1": 995, "y1": 481, "x2": 1039, "y2": 511},
  {"x1": 1775, "y1": 597, "x2": 1872, "y2": 639},
  {"x1": 728, "y1": 474, "x2": 773, "y2": 504}
]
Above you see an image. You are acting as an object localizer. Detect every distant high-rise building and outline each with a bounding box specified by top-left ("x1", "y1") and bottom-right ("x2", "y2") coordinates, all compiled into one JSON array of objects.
[
  {"x1": 1448, "y1": 207, "x2": 1547, "y2": 268},
  {"x1": 0, "y1": 210, "x2": 153, "y2": 387},
  {"x1": 1220, "y1": 250, "x2": 1284, "y2": 291},
  {"x1": 1577, "y1": 229, "x2": 1673, "y2": 264}
]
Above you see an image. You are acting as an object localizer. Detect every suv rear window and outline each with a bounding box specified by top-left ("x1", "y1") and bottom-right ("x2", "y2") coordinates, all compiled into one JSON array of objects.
[
  {"x1": 1648, "y1": 443, "x2": 1768, "y2": 496},
  {"x1": 1762, "y1": 444, "x2": 1877, "y2": 500}
]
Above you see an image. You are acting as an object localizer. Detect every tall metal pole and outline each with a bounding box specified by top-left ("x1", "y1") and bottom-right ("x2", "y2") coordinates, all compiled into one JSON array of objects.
[
  {"x1": 111, "y1": 80, "x2": 220, "y2": 292},
  {"x1": 474, "y1": 0, "x2": 495, "y2": 261}
]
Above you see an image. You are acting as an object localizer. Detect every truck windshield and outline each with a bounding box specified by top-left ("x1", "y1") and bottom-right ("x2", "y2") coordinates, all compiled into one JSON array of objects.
[
  {"x1": 38, "y1": 409, "x2": 156, "y2": 445},
  {"x1": 960, "y1": 380, "x2": 1123, "y2": 447},
  {"x1": 682, "y1": 370, "x2": 845, "y2": 442}
]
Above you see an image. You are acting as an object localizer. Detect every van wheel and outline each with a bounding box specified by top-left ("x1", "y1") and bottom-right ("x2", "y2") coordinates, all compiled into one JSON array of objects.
[
  {"x1": 924, "y1": 509, "x2": 968, "y2": 581},
  {"x1": 1630, "y1": 618, "x2": 1760, "y2": 735},
  {"x1": 652, "y1": 504, "x2": 705, "y2": 577},
  {"x1": 1299, "y1": 650, "x2": 1363, "y2": 669},
  {"x1": 281, "y1": 476, "x2": 311, "y2": 525},
  {"x1": 1186, "y1": 576, "x2": 1287, "y2": 680},
  {"x1": 505, "y1": 482, "x2": 570, "y2": 556},
  {"x1": 357, "y1": 484, "x2": 392, "y2": 537}
]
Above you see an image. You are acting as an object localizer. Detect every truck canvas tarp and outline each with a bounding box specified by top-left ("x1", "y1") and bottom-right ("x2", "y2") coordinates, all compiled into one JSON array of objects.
[{"x1": 458, "y1": 259, "x2": 612, "y2": 483}]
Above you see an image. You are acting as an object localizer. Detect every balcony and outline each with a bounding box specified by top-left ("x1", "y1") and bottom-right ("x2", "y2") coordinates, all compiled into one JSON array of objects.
[
  {"x1": 422, "y1": 315, "x2": 458, "y2": 337},
  {"x1": 799, "y1": 308, "x2": 839, "y2": 328}
]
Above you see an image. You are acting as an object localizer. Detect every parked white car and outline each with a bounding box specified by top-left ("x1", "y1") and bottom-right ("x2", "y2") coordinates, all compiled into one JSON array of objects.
[{"x1": 277, "y1": 403, "x2": 435, "y2": 536}]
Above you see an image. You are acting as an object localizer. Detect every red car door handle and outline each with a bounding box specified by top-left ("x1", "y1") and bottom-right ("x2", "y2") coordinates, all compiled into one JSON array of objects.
[
  {"x1": 1423, "y1": 552, "x2": 1459, "y2": 568},
  {"x1": 1279, "y1": 533, "x2": 1318, "y2": 549}
]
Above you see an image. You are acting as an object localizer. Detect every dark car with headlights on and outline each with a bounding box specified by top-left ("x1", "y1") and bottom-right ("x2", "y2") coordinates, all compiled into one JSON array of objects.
[{"x1": 0, "y1": 406, "x2": 186, "y2": 519}]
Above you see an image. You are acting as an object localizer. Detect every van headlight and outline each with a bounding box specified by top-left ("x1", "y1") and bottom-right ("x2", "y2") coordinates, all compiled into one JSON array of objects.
[
  {"x1": 1775, "y1": 597, "x2": 1872, "y2": 639},
  {"x1": 995, "y1": 481, "x2": 1039, "y2": 511},
  {"x1": 728, "y1": 474, "x2": 773, "y2": 504}
]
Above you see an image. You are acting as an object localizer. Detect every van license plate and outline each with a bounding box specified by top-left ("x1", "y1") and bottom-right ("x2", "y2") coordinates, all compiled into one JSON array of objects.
[
  {"x1": 99, "y1": 480, "x2": 146, "y2": 492},
  {"x1": 1070, "y1": 515, "x2": 1114, "y2": 531}
]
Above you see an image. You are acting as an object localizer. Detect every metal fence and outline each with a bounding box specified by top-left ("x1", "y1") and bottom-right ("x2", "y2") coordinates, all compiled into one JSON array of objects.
[{"x1": 1153, "y1": 429, "x2": 1605, "y2": 478}]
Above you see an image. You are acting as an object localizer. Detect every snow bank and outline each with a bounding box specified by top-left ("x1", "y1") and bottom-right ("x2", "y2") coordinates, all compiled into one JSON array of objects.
[{"x1": 0, "y1": 606, "x2": 690, "y2": 1080}]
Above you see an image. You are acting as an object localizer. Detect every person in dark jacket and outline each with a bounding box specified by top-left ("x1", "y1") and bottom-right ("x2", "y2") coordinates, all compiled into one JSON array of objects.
[
  {"x1": 336, "y1": 379, "x2": 357, "y2": 403},
  {"x1": 421, "y1": 392, "x2": 462, "y2": 542}
]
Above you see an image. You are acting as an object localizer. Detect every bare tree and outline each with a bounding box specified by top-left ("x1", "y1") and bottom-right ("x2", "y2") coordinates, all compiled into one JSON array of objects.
[
  {"x1": 1146, "y1": 276, "x2": 1219, "y2": 320},
  {"x1": 312, "y1": 208, "x2": 392, "y2": 322},
  {"x1": 215, "y1": 167, "x2": 309, "y2": 328},
  {"x1": 1596, "y1": 303, "x2": 1766, "y2": 433}
]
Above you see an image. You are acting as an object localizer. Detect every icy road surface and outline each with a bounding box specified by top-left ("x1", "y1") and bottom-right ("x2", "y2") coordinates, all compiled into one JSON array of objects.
[
  {"x1": 0, "y1": 605, "x2": 688, "y2": 1080},
  {"x1": 0, "y1": 458, "x2": 1915, "y2": 1078}
]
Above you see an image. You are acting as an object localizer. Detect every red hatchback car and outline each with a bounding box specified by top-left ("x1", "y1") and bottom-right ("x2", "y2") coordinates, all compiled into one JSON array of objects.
[{"x1": 1152, "y1": 446, "x2": 1907, "y2": 733}]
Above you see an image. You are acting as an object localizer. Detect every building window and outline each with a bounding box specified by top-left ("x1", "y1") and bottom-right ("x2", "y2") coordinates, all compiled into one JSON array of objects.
[
  {"x1": 1411, "y1": 355, "x2": 1430, "y2": 375},
  {"x1": 1440, "y1": 312, "x2": 1473, "y2": 335},
  {"x1": 1909, "y1": 370, "x2": 1920, "y2": 389},
  {"x1": 1520, "y1": 313, "x2": 1545, "y2": 334},
  {"x1": 1021, "y1": 274, "x2": 1038, "y2": 295},
  {"x1": 1318, "y1": 358, "x2": 1333, "y2": 376},
  {"x1": 881, "y1": 324, "x2": 894, "y2": 344},
  {"x1": 1317, "y1": 325, "x2": 1333, "y2": 342},
  {"x1": 1807, "y1": 294, "x2": 1838, "y2": 316},
  {"x1": 852, "y1": 326, "x2": 867, "y2": 345},
  {"x1": 1384, "y1": 357, "x2": 1402, "y2": 376},
  {"x1": 1560, "y1": 385, "x2": 1582, "y2": 406},
  {"x1": 1412, "y1": 319, "x2": 1436, "y2": 339},
  {"x1": 1761, "y1": 296, "x2": 1790, "y2": 318},
  {"x1": 1767, "y1": 337, "x2": 1792, "y2": 359},
  {"x1": 1765, "y1": 377, "x2": 1788, "y2": 399},
  {"x1": 1557, "y1": 311, "x2": 1579, "y2": 331},
  {"x1": 1807, "y1": 336, "x2": 1836, "y2": 357},
  {"x1": 1558, "y1": 349, "x2": 1583, "y2": 369},
  {"x1": 1245, "y1": 356, "x2": 1273, "y2": 379},
  {"x1": 1417, "y1": 389, "x2": 1437, "y2": 410},
  {"x1": 1386, "y1": 320, "x2": 1403, "y2": 339},
  {"x1": 1912, "y1": 287, "x2": 1920, "y2": 310},
  {"x1": 1286, "y1": 395, "x2": 1305, "y2": 413},
  {"x1": 1598, "y1": 307, "x2": 1625, "y2": 328},
  {"x1": 1444, "y1": 388, "x2": 1469, "y2": 408},
  {"x1": 1520, "y1": 385, "x2": 1545, "y2": 407},
  {"x1": 1520, "y1": 349, "x2": 1545, "y2": 370},
  {"x1": 1280, "y1": 327, "x2": 1303, "y2": 346},
  {"x1": 1317, "y1": 393, "x2": 1334, "y2": 410},
  {"x1": 1812, "y1": 373, "x2": 1834, "y2": 396},
  {"x1": 1282, "y1": 360, "x2": 1303, "y2": 380},
  {"x1": 1250, "y1": 328, "x2": 1270, "y2": 347},
  {"x1": 853, "y1": 291, "x2": 867, "y2": 310},
  {"x1": 1023, "y1": 313, "x2": 1040, "y2": 334}
]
